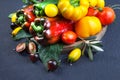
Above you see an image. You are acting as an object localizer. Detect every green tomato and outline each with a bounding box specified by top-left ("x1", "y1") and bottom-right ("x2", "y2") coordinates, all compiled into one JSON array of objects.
[{"x1": 44, "y1": 4, "x2": 58, "y2": 17}]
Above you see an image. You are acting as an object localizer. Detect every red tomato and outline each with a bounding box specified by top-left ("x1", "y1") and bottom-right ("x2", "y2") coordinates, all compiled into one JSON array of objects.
[
  {"x1": 61, "y1": 31, "x2": 77, "y2": 44},
  {"x1": 96, "y1": 7, "x2": 116, "y2": 25},
  {"x1": 87, "y1": 7, "x2": 99, "y2": 16}
]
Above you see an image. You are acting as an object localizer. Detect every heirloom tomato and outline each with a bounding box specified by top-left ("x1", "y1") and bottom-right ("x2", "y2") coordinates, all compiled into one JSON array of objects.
[
  {"x1": 75, "y1": 16, "x2": 102, "y2": 38},
  {"x1": 96, "y1": 7, "x2": 116, "y2": 25}
]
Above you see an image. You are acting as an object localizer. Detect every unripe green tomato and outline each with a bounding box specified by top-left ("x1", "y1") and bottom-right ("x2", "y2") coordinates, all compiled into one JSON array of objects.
[{"x1": 68, "y1": 48, "x2": 81, "y2": 63}]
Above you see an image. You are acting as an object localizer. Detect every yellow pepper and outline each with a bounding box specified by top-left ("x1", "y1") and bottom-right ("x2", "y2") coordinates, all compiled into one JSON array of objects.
[
  {"x1": 11, "y1": 13, "x2": 17, "y2": 23},
  {"x1": 88, "y1": 0, "x2": 97, "y2": 7},
  {"x1": 12, "y1": 27, "x2": 22, "y2": 36},
  {"x1": 96, "y1": 0, "x2": 105, "y2": 9},
  {"x1": 58, "y1": 0, "x2": 89, "y2": 21}
]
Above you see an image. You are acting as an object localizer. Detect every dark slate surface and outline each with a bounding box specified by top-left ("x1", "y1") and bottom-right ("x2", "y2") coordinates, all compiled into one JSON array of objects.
[{"x1": 0, "y1": 0, "x2": 120, "y2": 80}]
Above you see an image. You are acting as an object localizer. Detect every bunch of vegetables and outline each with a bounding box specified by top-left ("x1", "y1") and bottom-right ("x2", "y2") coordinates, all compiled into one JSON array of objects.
[{"x1": 9, "y1": 0, "x2": 117, "y2": 71}]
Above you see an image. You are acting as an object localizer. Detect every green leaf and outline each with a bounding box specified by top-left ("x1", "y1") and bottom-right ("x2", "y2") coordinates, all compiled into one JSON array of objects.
[
  {"x1": 44, "y1": 0, "x2": 58, "y2": 4},
  {"x1": 12, "y1": 30, "x2": 32, "y2": 40},
  {"x1": 90, "y1": 40, "x2": 102, "y2": 44},
  {"x1": 91, "y1": 45, "x2": 104, "y2": 52},
  {"x1": 85, "y1": 36, "x2": 97, "y2": 40},
  {"x1": 38, "y1": 43, "x2": 63, "y2": 70},
  {"x1": 8, "y1": 13, "x2": 15, "y2": 18},
  {"x1": 22, "y1": 0, "x2": 39, "y2": 4},
  {"x1": 88, "y1": 47, "x2": 93, "y2": 61}
]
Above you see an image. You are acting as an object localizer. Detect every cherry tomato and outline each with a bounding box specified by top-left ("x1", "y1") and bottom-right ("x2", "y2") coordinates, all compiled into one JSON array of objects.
[
  {"x1": 61, "y1": 31, "x2": 77, "y2": 44},
  {"x1": 96, "y1": 7, "x2": 116, "y2": 25},
  {"x1": 86, "y1": 7, "x2": 99, "y2": 16},
  {"x1": 45, "y1": 4, "x2": 58, "y2": 17},
  {"x1": 68, "y1": 48, "x2": 81, "y2": 63}
]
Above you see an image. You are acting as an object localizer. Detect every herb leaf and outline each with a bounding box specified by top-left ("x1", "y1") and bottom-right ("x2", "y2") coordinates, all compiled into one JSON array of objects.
[
  {"x1": 12, "y1": 30, "x2": 32, "y2": 40},
  {"x1": 88, "y1": 47, "x2": 93, "y2": 61},
  {"x1": 38, "y1": 43, "x2": 63, "y2": 70},
  {"x1": 91, "y1": 45, "x2": 104, "y2": 52}
]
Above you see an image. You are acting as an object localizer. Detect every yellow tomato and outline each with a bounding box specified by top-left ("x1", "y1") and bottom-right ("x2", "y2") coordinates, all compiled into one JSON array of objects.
[
  {"x1": 96, "y1": 0, "x2": 105, "y2": 8},
  {"x1": 68, "y1": 48, "x2": 81, "y2": 63},
  {"x1": 45, "y1": 4, "x2": 58, "y2": 17},
  {"x1": 75, "y1": 16, "x2": 102, "y2": 38}
]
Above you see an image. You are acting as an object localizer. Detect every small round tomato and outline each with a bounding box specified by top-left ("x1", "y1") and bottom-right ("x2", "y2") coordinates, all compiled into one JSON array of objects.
[
  {"x1": 61, "y1": 31, "x2": 77, "y2": 44},
  {"x1": 45, "y1": 4, "x2": 58, "y2": 17},
  {"x1": 86, "y1": 7, "x2": 99, "y2": 16},
  {"x1": 96, "y1": 7, "x2": 116, "y2": 25}
]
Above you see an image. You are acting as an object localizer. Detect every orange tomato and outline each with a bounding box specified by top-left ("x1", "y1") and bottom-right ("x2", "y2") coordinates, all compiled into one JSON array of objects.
[{"x1": 75, "y1": 16, "x2": 102, "y2": 38}]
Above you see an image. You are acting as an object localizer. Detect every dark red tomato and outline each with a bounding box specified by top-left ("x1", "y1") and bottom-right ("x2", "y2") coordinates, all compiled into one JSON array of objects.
[
  {"x1": 96, "y1": 7, "x2": 116, "y2": 25},
  {"x1": 87, "y1": 7, "x2": 99, "y2": 16},
  {"x1": 61, "y1": 31, "x2": 77, "y2": 44}
]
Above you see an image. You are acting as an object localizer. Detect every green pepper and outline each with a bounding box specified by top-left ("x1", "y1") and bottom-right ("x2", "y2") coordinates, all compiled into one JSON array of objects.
[{"x1": 31, "y1": 18, "x2": 44, "y2": 33}]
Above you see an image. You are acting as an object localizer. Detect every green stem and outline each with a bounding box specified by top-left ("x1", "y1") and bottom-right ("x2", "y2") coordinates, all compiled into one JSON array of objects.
[{"x1": 70, "y1": 0, "x2": 80, "y2": 7}]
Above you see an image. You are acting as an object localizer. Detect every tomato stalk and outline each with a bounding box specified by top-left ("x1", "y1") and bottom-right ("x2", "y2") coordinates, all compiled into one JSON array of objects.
[{"x1": 70, "y1": 0, "x2": 80, "y2": 7}]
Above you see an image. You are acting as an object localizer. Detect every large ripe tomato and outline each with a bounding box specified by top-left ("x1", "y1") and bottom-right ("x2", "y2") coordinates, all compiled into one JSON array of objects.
[
  {"x1": 61, "y1": 31, "x2": 77, "y2": 44},
  {"x1": 75, "y1": 16, "x2": 102, "y2": 38},
  {"x1": 96, "y1": 7, "x2": 116, "y2": 25},
  {"x1": 86, "y1": 7, "x2": 99, "y2": 16}
]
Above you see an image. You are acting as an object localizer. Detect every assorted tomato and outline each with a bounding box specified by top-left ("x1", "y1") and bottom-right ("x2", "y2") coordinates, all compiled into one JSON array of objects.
[
  {"x1": 75, "y1": 16, "x2": 102, "y2": 38},
  {"x1": 61, "y1": 31, "x2": 77, "y2": 44},
  {"x1": 45, "y1": 4, "x2": 58, "y2": 17},
  {"x1": 10, "y1": 0, "x2": 116, "y2": 64},
  {"x1": 96, "y1": 7, "x2": 116, "y2": 25},
  {"x1": 86, "y1": 7, "x2": 99, "y2": 16}
]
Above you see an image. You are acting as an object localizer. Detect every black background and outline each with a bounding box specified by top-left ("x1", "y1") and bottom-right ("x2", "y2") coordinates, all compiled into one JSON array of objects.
[{"x1": 0, "y1": 0, "x2": 120, "y2": 80}]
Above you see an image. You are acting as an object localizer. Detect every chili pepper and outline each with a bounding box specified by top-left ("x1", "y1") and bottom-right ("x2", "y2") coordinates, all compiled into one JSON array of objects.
[
  {"x1": 16, "y1": 5, "x2": 36, "y2": 29},
  {"x1": 30, "y1": 18, "x2": 44, "y2": 33},
  {"x1": 23, "y1": 5, "x2": 36, "y2": 22},
  {"x1": 43, "y1": 17, "x2": 74, "y2": 44},
  {"x1": 44, "y1": 17, "x2": 74, "y2": 38},
  {"x1": 11, "y1": 27, "x2": 22, "y2": 36}
]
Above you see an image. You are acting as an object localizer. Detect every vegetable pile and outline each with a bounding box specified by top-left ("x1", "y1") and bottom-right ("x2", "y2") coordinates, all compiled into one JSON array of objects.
[{"x1": 9, "y1": 0, "x2": 116, "y2": 71}]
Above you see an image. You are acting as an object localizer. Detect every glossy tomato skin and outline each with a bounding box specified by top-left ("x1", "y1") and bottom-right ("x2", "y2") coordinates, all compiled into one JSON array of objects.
[
  {"x1": 87, "y1": 7, "x2": 99, "y2": 16},
  {"x1": 61, "y1": 31, "x2": 77, "y2": 44},
  {"x1": 96, "y1": 7, "x2": 116, "y2": 25}
]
